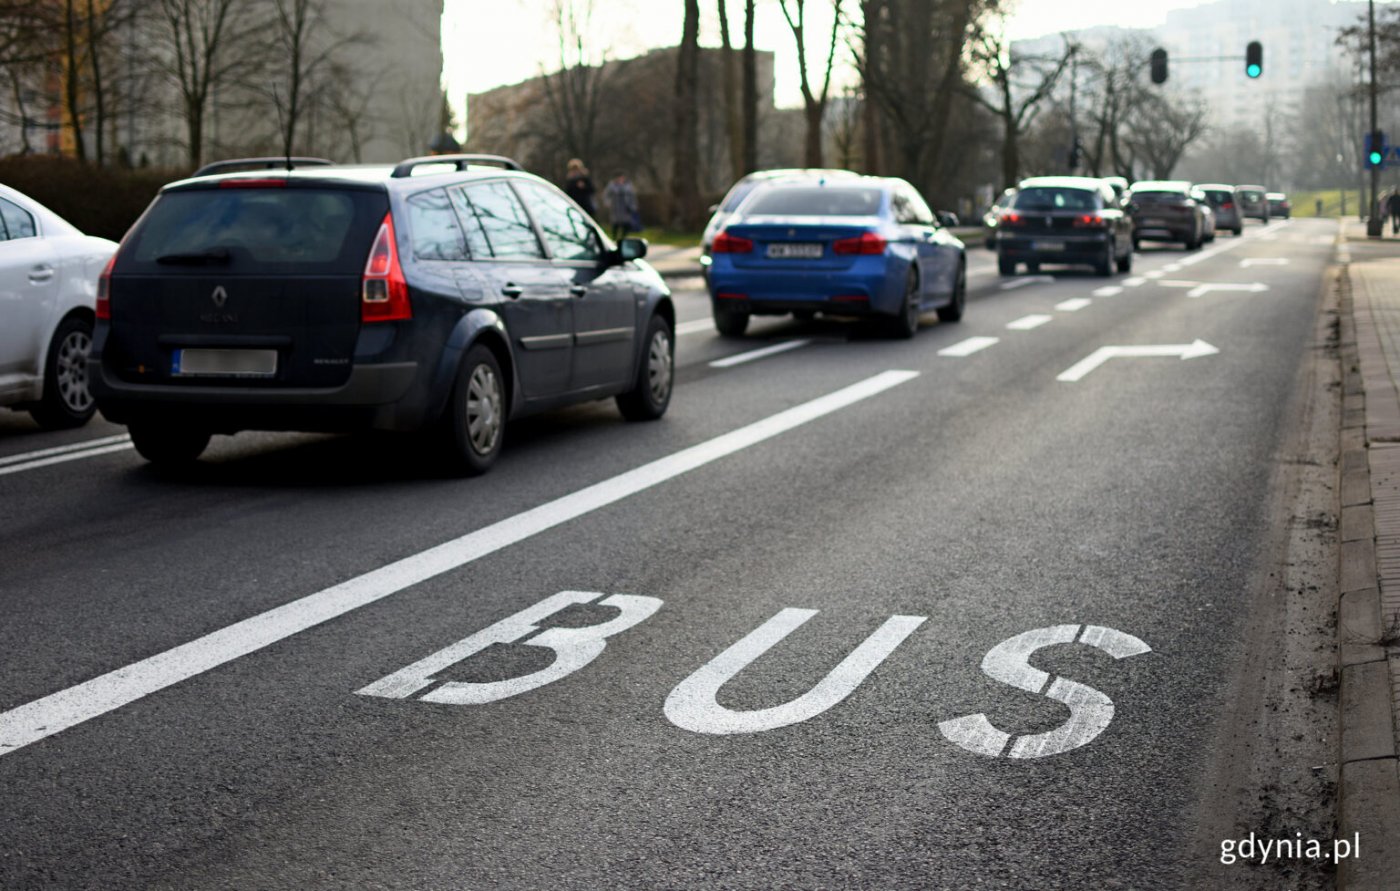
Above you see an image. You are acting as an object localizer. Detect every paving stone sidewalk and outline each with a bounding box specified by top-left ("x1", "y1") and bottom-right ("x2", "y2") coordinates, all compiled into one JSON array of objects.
[{"x1": 1336, "y1": 218, "x2": 1400, "y2": 889}]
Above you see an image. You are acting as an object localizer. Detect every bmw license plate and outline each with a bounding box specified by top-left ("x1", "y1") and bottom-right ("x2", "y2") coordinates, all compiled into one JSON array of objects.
[
  {"x1": 1031, "y1": 241, "x2": 1065, "y2": 251},
  {"x1": 172, "y1": 348, "x2": 277, "y2": 378},
  {"x1": 767, "y1": 243, "x2": 823, "y2": 259}
]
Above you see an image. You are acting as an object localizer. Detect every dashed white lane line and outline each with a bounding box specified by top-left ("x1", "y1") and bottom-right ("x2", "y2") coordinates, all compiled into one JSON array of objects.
[
  {"x1": 0, "y1": 435, "x2": 134, "y2": 478},
  {"x1": 1240, "y1": 258, "x2": 1288, "y2": 268},
  {"x1": 1055, "y1": 298, "x2": 1092, "y2": 312},
  {"x1": 1145, "y1": 270, "x2": 1164, "y2": 279},
  {"x1": 675, "y1": 318, "x2": 714, "y2": 336},
  {"x1": 938, "y1": 336, "x2": 1000, "y2": 357},
  {"x1": 1000, "y1": 275, "x2": 1053, "y2": 291},
  {"x1": 0, "y1": 369, "x2": 921, "y2": 756},
  {"x1": 1006, "y1": 314, "x2": 1053, "y2": 331},
  {"x1": 1162, "y1": 263, "x2": 1183, "y2": 272},
  {"x1": 709, "y1": 339, "x2": 811, "y2": 368},
  {"x1": 1122, "y1": 276, "x2": 1146, "y2": 287},
  {"x1": 1092, "y1": 286, "x2": 1123, "y2": 297}
]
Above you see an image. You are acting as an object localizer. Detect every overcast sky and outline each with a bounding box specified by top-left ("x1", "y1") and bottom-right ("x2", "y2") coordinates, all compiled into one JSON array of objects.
[{"x1": 441, "y1": 0, "x2": 1211, "y2": 120}]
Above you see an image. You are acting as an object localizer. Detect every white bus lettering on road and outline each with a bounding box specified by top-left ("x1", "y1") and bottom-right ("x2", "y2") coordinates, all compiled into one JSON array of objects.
[
  {"x1": 357, "y1": 590, "x2": 662, "y2": 704},
  {"x1": 938, "y1": 624, "x2": 1151, "y2": 759}
]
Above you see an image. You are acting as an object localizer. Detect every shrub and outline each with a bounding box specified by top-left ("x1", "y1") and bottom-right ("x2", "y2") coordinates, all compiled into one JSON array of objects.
[{"x1": 0, "y1": 155, "x2": 190, "y2": 241}]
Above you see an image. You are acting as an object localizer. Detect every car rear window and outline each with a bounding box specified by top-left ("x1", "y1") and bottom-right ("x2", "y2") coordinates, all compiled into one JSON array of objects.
[
  {"x1": 123, "y1": 187, "x2": 389, "y2": 273},
  {"x1": 1202, "y1": 190, "x2": 1232, "y2": 205},
  {"x1": 721, "y1": 181, "x2": 761, "y2": 212},
  {"x1": 1132, "y1": 190, "x2": 1189, "y2": 205},
  {"x1": 1238, "y1": 190, "x2": 1264, "y2": 203},
  {"x1": 1013, "y1": 187, "x2": 1100, "y2": 211},
  {"x1": 744, "y1": 187, "x2": 883, "y2": 216}
]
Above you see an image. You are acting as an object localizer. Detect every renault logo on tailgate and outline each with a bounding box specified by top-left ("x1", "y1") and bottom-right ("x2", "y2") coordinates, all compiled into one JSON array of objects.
[{"x1": 211, "y1": 286, "x2": 228, "y2": 308}]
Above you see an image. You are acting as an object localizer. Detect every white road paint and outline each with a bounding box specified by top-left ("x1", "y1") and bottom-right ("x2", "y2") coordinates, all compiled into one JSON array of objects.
[
  {"x1": 0, "y1": 437, "x2": 134, "y2": 478},
  {"x1": 1158, "y1": 280, "x2": 1202, "y2": 289},
  {"x1": 1091, "y1": 286, "x2": 1123, "y2": 297},
  {"x1": 1121, "y1": 276, "x2": 1146, "y2": 287},
  {"x1": 664, "y1": 608, "x2": 926, "y2": 734},
  {"x1": 999, "y1": 275, "x2": 1053, "y2": 291},
  {"x1": 1144, "y1": 270, "x2": 1164, "y2": 279},
  {"x1": 937, "y1": 336, "x2": 999, "y2": 357},
  {"x1": 675, "y1": 318, "x2": 714, "y2": 337},
  {"x1": 1162, "y1": 263, "x2": 1183, "y2": 272},
  {"x1": 358, "y1": 591, "x2": 662, "y2": 703},
  {"x1": 1054, "y1": 298, "x2": 1092, "y2": 312},
  {"x1": 1240, "y1": 258, "x2": 1288, "y2": 268},
  {"x1": 0, "y1": 368, "x2": 919, "y2": 756},
  {"x1": 709, "y1": 339, "x2": 812, "y2": 368},
  {"x1": 938, "y1": 624, "x2": 1151, "y2": 759},
  {"x1": 1006, "y1": 314, "x2": 1053, "y2": 331},
  {"x1": 1187, "y1": 282, "x2": 1268, "y2": 298},
  {"x1": 1057, "y1": 339, "x2": 1219, "y2": 382}
]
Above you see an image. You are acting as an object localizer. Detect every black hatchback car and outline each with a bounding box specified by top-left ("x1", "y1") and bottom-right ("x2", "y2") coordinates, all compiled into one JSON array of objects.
[
  {"x1": 995, "y1": 176, "x2": 1133, "y2": 276},
  {"x1": 90, "y1": 155, "x2": 676, "y2": 474}
]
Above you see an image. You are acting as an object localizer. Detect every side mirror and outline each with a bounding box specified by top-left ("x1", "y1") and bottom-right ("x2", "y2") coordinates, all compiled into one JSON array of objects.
[{"x1": 617, "y1": 237, "x2": 648, "y2": 263}]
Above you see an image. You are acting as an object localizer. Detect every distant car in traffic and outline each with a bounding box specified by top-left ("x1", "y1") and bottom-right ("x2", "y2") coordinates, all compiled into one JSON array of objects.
[
  {"x1": 1235, "y1": 185, "x2": 1271, "y2": 223},
  {"x1": 1192, "y1": 188, "x2": 1217, "y2": 242},
  {"x1": 1196, "y1": 183, "x2": 1243, "y2": 235},
  {"x1": 1103, "y1": 176, "x2": 1129, "y2": 202},
  {"x1": 90, "y1": 155, "x2": 675, "y2": 473},
  {"x1": 700, "y1": 168, "x2": 860, "y2": 275},
  {"x1": 707, "y1": 176, "x2": 966, "y2": 338},
  {"x1": 983, "y1": 188, "x2": 1015, "y2": 250},
  {"x1": 1267, "y1": 192, "x2": 1291, "y2": 219},
  {"x1": 0, "y1": 184, "x2": 117, "y2": 429},
  {"x1": 1127, "y1": 180, "x2": 1208, "y2": 250},
  {"x1": 995, "y1": 176, "x2": 1133, "y2": 277}
]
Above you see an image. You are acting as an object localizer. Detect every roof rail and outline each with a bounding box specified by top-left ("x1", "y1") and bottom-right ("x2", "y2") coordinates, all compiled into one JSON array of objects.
[
  {"x1": 391, "y1": 154, "x2": 522, "y2": 178},
  {"x1": 191, "y1": 157, "x2": 335, "y2": 178}
]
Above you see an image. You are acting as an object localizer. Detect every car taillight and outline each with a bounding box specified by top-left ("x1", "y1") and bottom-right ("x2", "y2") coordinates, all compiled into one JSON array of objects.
[
  {"x1": 998, "y1": 211, "x2": 1023, "y2": 226},
  {"x1": 712, "y1": 231, "x2": 754, "y2": 254},
  {"x1": 832, "y1": 231, "x2": 887, "y2": 255},
  {"x1": 1221, "y1": 202, "x2": 1235, "y2": 209},
  {"x1": 1073, "y1": 214, "x2": 1107, "y2": 228},
  {"x1": 362, "y1": 212, "x2": 411, "y2": 322},
  {"x1": 96, "y1": 254, "x2": 115, "y2": 319}
]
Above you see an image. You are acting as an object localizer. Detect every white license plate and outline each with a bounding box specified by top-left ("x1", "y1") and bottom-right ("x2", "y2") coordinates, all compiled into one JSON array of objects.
[
  {"x1": 766, "y1": 243, "x2": 823, "y2": 259},
  {"x1": 1031, "y1": 241, "x2": 1066, "y2": 251},
  {"x1": 172, "y1": 348, "x2": 278, "y2": 378},
  {"x1": 1143, "y1": 218, "x2": 1167, "y2": 227}
]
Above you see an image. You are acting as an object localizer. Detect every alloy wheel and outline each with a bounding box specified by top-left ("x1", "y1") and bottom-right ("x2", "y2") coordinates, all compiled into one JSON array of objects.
[{"x1": 465, "y1": 363, "x2": 502, "y2": 456}]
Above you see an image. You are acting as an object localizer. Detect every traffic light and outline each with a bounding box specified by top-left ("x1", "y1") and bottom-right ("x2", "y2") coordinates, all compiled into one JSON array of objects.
[
  {"x1": 1150, "y1": 48, "x2": 1168, "y2": 84},
  {"x1": 1366, "y1": 131, "x2": 1388, "y2": 168},
  {"x1": 1068, "y1": 138, "x2": 1083, "y2": 171},
  {"x1": 1245, "y1": 41, "x2": 1263, "y2": 78}
]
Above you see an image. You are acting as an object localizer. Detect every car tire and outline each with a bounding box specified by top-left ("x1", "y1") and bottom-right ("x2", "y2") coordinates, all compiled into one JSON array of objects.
[
  {"x1": 1116, "y1": 246, "x2": 1133, "y2": 273},
  {"x1": 888, "y1": 268, "x2": 921, "y2": 339},
  {"x1": 1095, "y1": 240, "x2": 1114, "y2": 277},
  {"x1": 28, "y1": 315, "x2": 97, "y2": 430},
  {"x1": 1026, "y1": 261, "x2": 1041, "y2": 274},
  {"x1": 129, "y1": 422, "x2": 210, "y2": 466},
  {"x1": 616, "y1": 314, "x2": 674, "y2": 422},
  {"x1": 997, "y1": 255, "x2": 1016, "y2": 276},
  {"x1": 439, "y1": 344, "x2": 506, "y2": 476},
  {"x1": 1234, "y1": 227, "x2": 1243, "y2": 236},
  {"x1": 936, "y1": 261, "x2": 966, "y2": 323},
  {"x1": 713, "y1": 304, "x2": 749, "y2": 338}
]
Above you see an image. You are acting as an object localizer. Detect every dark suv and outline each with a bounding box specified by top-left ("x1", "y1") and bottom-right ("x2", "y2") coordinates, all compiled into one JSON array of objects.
[{"x1": 90, "y1": 155, "x2": 676, "y2": 474}]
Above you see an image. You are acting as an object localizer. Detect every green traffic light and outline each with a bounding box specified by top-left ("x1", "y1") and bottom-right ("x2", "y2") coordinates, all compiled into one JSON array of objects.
[
  {"x1": 1372, "y1": 151, "x2": 1385, "y2": 165},
  {"x1": 1246, "y1": 64, "x2": 1261, "y2": 78}
]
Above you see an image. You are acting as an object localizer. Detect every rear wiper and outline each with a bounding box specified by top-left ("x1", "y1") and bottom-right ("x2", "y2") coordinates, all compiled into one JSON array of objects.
[{"x1": 156, "y1": 248, "x2": 232, "y2": 265}]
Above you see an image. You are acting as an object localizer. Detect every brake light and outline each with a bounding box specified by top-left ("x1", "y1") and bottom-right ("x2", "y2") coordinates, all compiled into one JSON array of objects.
[
  {"x1": 832, "y1": 231, "x2": 887, "y2": 255},
  {"x1": 1221, "y1": 202, "x2": 1234, "y2": 210},
  {"x1": 998, "y1": 211, "x2": 1023, "y2": 226},
  {"x1": 362, "y1": 213, "x2": 411, "y2": 322},
  {"x1": 96, "y1": 254, "x2": 115, "y2": 320},
  {"x1": 219, "y1": 178, "x2": 287, "y2": 188},
  {"x1": 712, "y1": 231, "x2": 754, "y2": 254},
  {"x1": 1073, "y1": 214, "x2": 1107, "y2": 228}
]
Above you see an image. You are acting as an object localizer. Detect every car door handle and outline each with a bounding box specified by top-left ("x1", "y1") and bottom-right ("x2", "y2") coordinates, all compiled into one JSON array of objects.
[
  {"x1": 569, "y1": 285, "x2": 588, "y2": 298},
  {"x1": 28, "y1": 265, "x2": 53, "y2": 283},
  {"x1": 501, "y1": 283, "x2": 523, "y2": 299}
]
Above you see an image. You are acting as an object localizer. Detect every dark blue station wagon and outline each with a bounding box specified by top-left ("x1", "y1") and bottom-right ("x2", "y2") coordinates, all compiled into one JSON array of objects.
[{"x1": 90, "y1": 155, "x2": 675, "y2": 474}]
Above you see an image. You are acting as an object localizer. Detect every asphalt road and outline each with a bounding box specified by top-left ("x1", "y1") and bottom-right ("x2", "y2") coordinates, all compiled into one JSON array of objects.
[{"x1": 0, "y1": 219, "x2": 1340, "y2": 889}]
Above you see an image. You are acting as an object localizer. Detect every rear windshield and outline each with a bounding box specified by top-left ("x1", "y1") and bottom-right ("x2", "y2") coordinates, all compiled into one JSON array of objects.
[
  {"x1": 721, "y1": 181, "x2": 761, "y2": 212},
  {"x1": 123, "y1": 187, "x2": 389, "y2": 273},
  {"x1": 1132, "y1": 190, "x2": 1189, "y2": 205},
  {"x1": 1202, "y1": 190, "x2": 1233, "y2": 205},
  {"x1": 1238, "y1": 190, "x2": 1264, "y2": 203},
  {"x1": 744, "y1": 187, "x2": 884, "y2": 216},
  {"x1": 1013, "y1": 187, "x2": 1100, "y2": 211}
]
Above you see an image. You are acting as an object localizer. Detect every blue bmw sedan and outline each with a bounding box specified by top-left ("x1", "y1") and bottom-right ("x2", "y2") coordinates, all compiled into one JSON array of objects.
[{"x1": 706, "y1": 177, "x2": 966, "y2": 338}]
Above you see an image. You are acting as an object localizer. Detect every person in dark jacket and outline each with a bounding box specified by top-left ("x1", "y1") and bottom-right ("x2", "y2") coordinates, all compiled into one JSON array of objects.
[
  {"x1": 1388, "y1": 190, "x2": 1400, "y2": 235},
  {"x1": 564, "y1": 159, "x2": 596, "y2": 217}
]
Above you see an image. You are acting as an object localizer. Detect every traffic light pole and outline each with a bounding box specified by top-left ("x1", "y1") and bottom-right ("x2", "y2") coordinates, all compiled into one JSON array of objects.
[{"x1": 1369, "y1": 0, "x2": 1383, "y2": 236}]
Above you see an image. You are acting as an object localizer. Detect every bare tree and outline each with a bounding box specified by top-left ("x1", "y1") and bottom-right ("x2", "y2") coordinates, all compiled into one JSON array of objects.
[
  {"x1": 741, "y1": 0, "x2": 758, "y2": 173},
  {"x1": 266, "y1": 0, "x2": 355, "y2": 158},
  {"x1": 778, "y1": 0, "x2": 845, "y2": 167},
  {"x1": 670, "y1": 0, "x2": 702, "y2": 228},
  {"x1": 717, "y1": 0, "x2": 743, "y2": 182},
  {"x1": 1123, "y1": 91, "x2": 1207, "y2": 179},
  {"x1": 966, "y1": 21, "x2": 1072, "y2": 189},
  {"x1": 537, "y1": 0, "x2": 610, "y2": 170}
]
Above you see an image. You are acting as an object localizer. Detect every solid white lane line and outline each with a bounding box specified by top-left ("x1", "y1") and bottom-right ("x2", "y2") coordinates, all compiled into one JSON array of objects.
[
  {"x1": 1122, "y1": 276, "x2": 1146, "y2": 287},
  {"x1": 0, "y1": 369, "x2": 920, "y2": 756},
  {"x1": 999, "y1": 275, "x2": 1053, "y2": 291},
  {"x1": 1240, "y1": 258, "x2": 1288, "y2": 268},
  {"x1": 0, "y1": 434, "x2": 131, "y2": 468},
  {"x1": 0, "y1": 443, "x2": 135, "y2": 478},
  {"x1": 675, "y1": 318, "x2": 714, "y2": 336},
  {"x1": 938, "y1": 336, "x2": 999, "y2": 357},
  {"x1": 1006, "y1": 314, "x2": 1052, "y2": 331},
  {"x1": 709, "y1": 339, "x2": 811, "y2": 368},
  {"x1": 1055, "y1": 298, "x2": 1092, "y2": 312},
  {"x1": 1092, "y1": 286, "x2": 1122, "y2": 297}
]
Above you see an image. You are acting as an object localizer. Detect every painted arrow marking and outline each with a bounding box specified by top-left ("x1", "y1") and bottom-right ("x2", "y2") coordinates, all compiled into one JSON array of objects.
[
  {"x1": 1000, "y1": 275, "x2": 1053, "y2": 291},
  {"x1": 1186, "y1": 282, "x2": 1268, "y2": 298},
  {"x1": 1057, "y1": 339, "x2": 1219, "y2": 382},
  {"x1": 1239, "y1": 258, "x2": 1288, "y2": 268}
]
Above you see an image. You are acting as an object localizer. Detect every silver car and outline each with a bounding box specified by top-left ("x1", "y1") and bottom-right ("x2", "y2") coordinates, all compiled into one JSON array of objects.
[{"x1": 1196, "y1": 183, "x2": 1243, "y2": 236}]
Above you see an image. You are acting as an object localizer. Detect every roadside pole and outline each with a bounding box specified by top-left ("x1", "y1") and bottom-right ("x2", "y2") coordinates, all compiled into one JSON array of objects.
[{"x1": 1368, "y1": 0, "x2": 1383, "y2": 237}]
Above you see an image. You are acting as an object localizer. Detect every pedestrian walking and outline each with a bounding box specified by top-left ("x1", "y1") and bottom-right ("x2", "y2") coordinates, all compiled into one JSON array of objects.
[
  {"x1": 1387, "y1": 189, "x2": 1400, "y2": 235},
  {"x1": 603, "y1": 171, "x2": 640, "y2": 242},
  {"x1": 563, "y1": 159, "x2": 596, "y2": 217}
]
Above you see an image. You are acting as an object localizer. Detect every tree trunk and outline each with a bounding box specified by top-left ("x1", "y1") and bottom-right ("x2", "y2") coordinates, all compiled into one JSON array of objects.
[
  {"x1": 718, "y1": 0, "x2": 743, "y2": 183},
  {"x1": 859, "y1": 0, "x2": 881, "y2": 173},
  {"x1": 64, "y1": 0, "x2": 87, "y2": 162},
  {"x1": 804, "y1": 103, "x2": 824, "y2": 166},
  {"x1": 741, "y1": 0, "x2": 757, "y2": 173},
  {"x1": 86, "y1": 0, "x2": 106, "y2": 165},
  {"x1": 670, "y1": 0, "x2": 702, "y2": 229}
]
